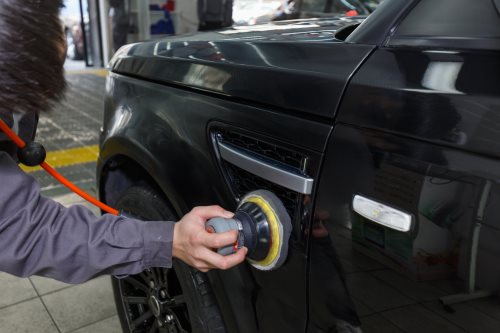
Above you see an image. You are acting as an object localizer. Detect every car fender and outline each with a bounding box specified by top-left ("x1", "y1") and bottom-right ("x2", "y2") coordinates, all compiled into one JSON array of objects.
[{"x1": 98, "y1": 135, "x2": 188, "y2": 217}]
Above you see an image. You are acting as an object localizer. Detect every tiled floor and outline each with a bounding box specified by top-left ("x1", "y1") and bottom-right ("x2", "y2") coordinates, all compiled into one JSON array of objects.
[
  {"x1": 0, "y1": 64, "x2": 122, "y2": 332},
  {"x1": 30, "y1": 70, "x2": 107, "y2": 198}
]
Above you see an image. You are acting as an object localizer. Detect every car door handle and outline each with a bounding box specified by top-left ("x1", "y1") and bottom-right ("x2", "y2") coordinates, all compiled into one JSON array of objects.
[{"x1": 217, "y1": 141, "x2": 314, "y2": 195}]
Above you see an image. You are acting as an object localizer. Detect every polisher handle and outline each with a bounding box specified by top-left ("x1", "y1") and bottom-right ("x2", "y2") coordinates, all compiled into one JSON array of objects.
[{"x1": 205, "y1": 217, "x2": 242, "y2": 256}]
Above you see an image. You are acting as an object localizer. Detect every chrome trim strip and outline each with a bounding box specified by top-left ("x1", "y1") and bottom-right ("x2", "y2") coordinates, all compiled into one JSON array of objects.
[{"x1": 218, "y1": 141, "x2": 314, "y2": 195}]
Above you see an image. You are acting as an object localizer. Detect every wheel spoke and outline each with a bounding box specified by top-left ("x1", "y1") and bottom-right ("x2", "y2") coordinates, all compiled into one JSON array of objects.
[
  {"x1": 132, "y1": 310, "x2": 153, "y2": 328},
  {"x1": 174, "y1": 317, "x2": 189, "y2": 333},
  {"x1": 177, "y1": 326, "x2": 189, "y2": 333},
  {"x1": 162, "y1": 267, "x2": 169, "y2": 284},
  {"x1": 140, "y1": 270, "x2": 153, "y2": 284},
  {"x1": 125, "y1": 276, "x2": 149, "y2": 293},
  {"x1": 151, "y1": 267, "x2": 159, "y2": 284},
  {"x1": 157, "y1": 267, "x2": 167, "y2": 284},
  {"x1": 125, "y1": 296, "x2": 148, "y2": 305},
  {"x1": 171, "y1": 294, "x2": 186, "y2": 306}
]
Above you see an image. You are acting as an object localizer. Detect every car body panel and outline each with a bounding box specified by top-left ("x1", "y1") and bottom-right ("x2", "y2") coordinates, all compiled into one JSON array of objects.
[
  {"x1": 338, "y1": 48, "x2": 500, "y2": 160},
  {"x1": 110, "y1": 17, "x2": 373, "y2": 119},
  {"x1": 309, "y1": 34, "x2": 500, "y2": 330},
  {"x1": 100, "y1": 0, "x2": 500, "y2": 331},
  {"x1": 312, "y1": 124, "x2": 500, "y2": 331},
  {"x1": 99, "y1": 72, "x2": 332, "y2": 332}
]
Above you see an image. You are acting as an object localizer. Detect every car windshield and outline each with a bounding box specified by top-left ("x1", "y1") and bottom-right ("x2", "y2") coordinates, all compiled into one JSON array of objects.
[{"x1": 299, "y1": 0, "x2": 383, "y2": 16}]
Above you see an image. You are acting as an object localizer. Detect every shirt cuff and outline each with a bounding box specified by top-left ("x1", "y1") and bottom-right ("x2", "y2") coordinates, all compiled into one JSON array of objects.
[{"x1": 142, "y1": 221, "x2": 175, "y2": 269}]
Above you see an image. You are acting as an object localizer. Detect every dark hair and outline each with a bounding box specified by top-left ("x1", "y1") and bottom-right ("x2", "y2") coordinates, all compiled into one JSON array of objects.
[{"x1": 0, "y1": 0, "x2": 66, "y2": 114}]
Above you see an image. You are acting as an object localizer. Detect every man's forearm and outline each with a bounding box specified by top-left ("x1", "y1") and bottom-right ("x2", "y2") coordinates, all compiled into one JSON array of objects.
[{"x1": 0, "y1": 152, "x2": 174, "y2": 283}]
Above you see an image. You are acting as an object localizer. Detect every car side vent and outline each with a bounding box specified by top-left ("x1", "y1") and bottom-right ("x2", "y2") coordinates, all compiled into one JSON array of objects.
[
  {"x1": 225, "y1": 163, "x2": 299, "y2": 216},
  {"x1": 213, "y1": 129, "x2": 314, "y2": 219},
  {"x1": 220, "y1": 131, "x2": 306, "y2": 170}
]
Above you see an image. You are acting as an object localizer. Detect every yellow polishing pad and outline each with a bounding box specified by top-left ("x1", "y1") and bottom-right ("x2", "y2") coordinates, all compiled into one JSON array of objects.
[{"x1": 240, "y1": 190, "x2": 291, "y2": 271}]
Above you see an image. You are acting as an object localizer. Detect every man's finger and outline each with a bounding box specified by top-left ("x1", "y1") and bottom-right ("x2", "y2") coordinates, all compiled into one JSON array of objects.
[
  {"x1": 219, "y1": 247, "x2": 247, "y2": 269},
  {"x1": 192, "y1": 205, "x2": 234, "y2": 220},
  {"x1": 201, "y1": 230, "x2": 238, "y2": 249},
  {"x1": 200, "y1": 247, "x2": 247, "y2": 270}
]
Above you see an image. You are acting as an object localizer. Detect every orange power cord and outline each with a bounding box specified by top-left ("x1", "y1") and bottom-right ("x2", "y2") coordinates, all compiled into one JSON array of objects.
[{"x1": 0, "y1": 118, "x2": 119, "y2": 216}]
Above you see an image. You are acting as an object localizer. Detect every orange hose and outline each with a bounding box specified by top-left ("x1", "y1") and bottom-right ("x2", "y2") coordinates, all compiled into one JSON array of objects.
[
  {"x1": 40, "y1": 162, "x2": 119, "y2": 215},
  {"x1": 0, "y1": 118, "x2": 119, "y2": 216}
]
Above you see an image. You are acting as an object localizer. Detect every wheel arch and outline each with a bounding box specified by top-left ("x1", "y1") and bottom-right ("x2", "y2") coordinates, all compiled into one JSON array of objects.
[
  {"x1": 98, "y1": 135, "x2": 257, "y2": 332},
  {"x1": 97, "y1": 136, "x2": 186, "y2": 217}
]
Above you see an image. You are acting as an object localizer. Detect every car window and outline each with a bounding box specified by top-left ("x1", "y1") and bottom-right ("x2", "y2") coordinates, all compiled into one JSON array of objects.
[{"x1": 390, "y1": 0, "x2": 500, "y2": 49}]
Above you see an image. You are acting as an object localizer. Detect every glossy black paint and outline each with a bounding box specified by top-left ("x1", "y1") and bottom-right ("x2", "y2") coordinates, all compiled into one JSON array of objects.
[
  {"x1": 110, "y1": 17, "x2": 372, "y2": 119},
  {"x1": 99, "y1": 74, "x2": 330, "y2": 332},
  {"x1": 311, "y1": 124, "x2": 500, "y2": 331},
  {"x1": 309, "y1": 6, "x2": 500, "y2": 330},
  {"x1": 339, "y1": 48, "x2": 500, "y2": 159},
  {"x1": 99, "y1": 0, "x2": 500, "y2": 331}
]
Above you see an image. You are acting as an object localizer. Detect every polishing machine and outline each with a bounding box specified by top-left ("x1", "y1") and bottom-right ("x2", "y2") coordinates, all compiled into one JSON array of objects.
[{"x1": 206, "y1": 190, "x2": 292, "y2": 271}]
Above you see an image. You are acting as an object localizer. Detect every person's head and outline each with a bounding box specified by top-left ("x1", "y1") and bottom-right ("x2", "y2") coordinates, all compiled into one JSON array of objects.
[{"x1": 0, "y1": 0, "x2": 66, "y2": 116}]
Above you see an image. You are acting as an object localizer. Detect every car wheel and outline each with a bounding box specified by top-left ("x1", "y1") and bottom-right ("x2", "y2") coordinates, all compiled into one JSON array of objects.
[{"x1": 112, "y1": 184, "x2": 226, "y2": 333}]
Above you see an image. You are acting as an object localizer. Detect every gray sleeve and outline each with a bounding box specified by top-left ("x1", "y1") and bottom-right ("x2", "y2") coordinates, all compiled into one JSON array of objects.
[{"x1": 0, "y1": 152, "x2": 174, "y2": 284}]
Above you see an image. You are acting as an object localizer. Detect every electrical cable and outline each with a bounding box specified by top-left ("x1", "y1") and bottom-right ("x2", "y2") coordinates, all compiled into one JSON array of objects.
[{"x1": 0, "y1": 118, "x2": 119, "y2": 216}]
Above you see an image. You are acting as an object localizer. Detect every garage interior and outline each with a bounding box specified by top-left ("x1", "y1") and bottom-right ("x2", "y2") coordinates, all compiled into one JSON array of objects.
[{"x1": 1, "y1": 1, "x2": 500, "y2": 332}]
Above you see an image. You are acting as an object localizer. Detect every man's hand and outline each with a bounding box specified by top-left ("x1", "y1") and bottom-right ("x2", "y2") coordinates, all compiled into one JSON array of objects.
[{"x1": 172, "y1": 205, "x2": 247, "y2": 272}]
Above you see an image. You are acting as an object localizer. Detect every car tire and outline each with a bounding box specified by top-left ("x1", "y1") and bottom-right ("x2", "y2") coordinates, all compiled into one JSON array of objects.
[{"x1": 112, "y1": 184, "x2": 226, "y2": 333}]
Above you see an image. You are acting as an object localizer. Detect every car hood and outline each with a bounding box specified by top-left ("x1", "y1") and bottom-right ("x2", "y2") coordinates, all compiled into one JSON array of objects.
[{"x1": 110, "y1": 16, "x2": 374, "y2": 119}]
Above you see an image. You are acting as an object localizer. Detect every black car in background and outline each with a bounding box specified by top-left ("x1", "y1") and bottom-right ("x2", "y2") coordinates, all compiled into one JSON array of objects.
[{"x1": 98, "y1": 0, "x2": 500, "y2": 331}]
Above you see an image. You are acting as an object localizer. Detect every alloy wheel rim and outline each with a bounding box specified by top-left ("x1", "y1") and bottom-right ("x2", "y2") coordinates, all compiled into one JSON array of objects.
[{"x1": 118, "y1": 267, "x2": 191, "y2": 332}]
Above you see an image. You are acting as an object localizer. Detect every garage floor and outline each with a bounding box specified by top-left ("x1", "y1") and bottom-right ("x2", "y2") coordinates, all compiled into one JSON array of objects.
[{"x1": 0, "y1": 67, "x2": 122, "y2": 333}]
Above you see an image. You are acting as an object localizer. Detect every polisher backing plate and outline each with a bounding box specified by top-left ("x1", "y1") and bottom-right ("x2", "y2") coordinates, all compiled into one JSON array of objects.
[{"x1": 240, "y1": 190, "x2": 292, "y2": 270}]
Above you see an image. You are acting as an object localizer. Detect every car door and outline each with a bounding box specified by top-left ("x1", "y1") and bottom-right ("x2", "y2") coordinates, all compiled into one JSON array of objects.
[{"x1": 309, "y1": 0, "x2": 500, "y2": 331}]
